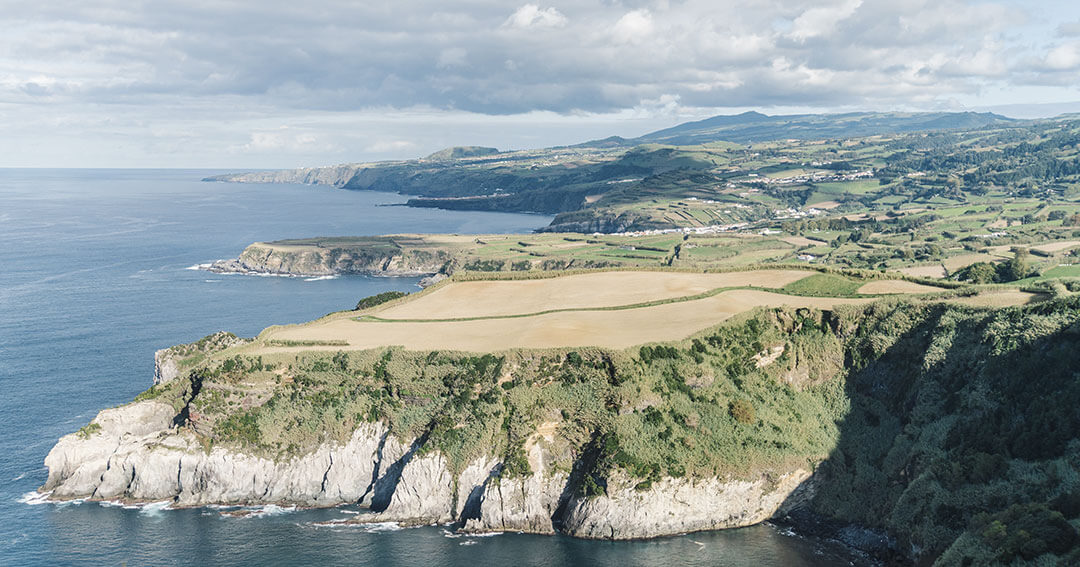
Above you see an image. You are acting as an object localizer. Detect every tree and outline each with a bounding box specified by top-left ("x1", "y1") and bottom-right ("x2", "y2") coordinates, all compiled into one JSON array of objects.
[
  {"x1": 996, "y1": 249, "x2": 1031, "y2": 282},
  {"x1": 955, "y1": 262, "x2": 997, "y2": 284}
]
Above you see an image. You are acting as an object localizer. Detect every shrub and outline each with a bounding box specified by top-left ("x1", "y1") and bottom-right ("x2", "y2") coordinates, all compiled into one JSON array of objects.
[
  {"x1": 639, "y1": 345, "x2": 678, "y2": 364},
  {"x1": 76, "y1": 422, "x2": 102, "y2": 440},
  {"x1": 215, "y1": 411, "x2": 261, "y2": 446},
  {"x1": 954, "y1": 262, "x2": 997, "y2": 284},
  {"x1": 355, "y1": 291, "x2": 408, "y2": 311},
  {"x1": 463, "y1": 259, "x2": 505, "y2": 272},
  {"x1": 974, "y1": 503, "x2": 1080, "y2": 563},
  {"x1": 729, "y1": 399, "x2": 756, "y2": 424},
  {"x1": 500, "y1": 443, "x2": 532, "y2": 478},
  {"x1": 133, "y1": 385, "x2": 165, "y2": 402}
]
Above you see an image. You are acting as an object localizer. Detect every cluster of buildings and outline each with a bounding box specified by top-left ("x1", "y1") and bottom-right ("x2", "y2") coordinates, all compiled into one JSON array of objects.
[
  {"x1": 772, "y1": 207, "x2": 826, "y2": 220},
  {"x1": 750, "y1": 169, "x2": 874, "y2": 186},
  {"x1": 602, "y1": 222, "x2": 752, "y2": 238}
]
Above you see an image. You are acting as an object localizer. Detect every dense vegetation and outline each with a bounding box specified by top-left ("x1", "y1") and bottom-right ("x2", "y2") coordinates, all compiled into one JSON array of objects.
[
  {"x1": 160, "y1": 307, "x2": 846, "y2": 480},
  {"x1": 145, "y1": 294, "x2": 1080, "y2": 565},
  {"x1": 355, "y1": 291, "x2": 409, "y2": 311},
  {"x1": 811, "y1": 298, "x2": 1080, "y2": 565}
]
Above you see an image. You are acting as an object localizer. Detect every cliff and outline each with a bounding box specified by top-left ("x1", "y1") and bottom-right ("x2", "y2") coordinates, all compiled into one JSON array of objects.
[
  {"x1": 207, "y1": 238, "x2": 451, "y2": 277},
  {"x1": 43, "y1": 307, "x2": 842, "y2": 540},
  {"x1": 42, "y1": 400, "x2": 809, "y2": 537},
  {"x1": 204, "y1": 164, "x2": 367, "y2": 187},
  {"x1": 538, "y1": 209, "x2": 676, "y2": 234},
  {"x1": 41, "y1": 298, "x2": 1080, "y2": 562}
]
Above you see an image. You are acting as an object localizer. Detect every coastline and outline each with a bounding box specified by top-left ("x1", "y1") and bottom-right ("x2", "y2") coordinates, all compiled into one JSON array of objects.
[
  {"x1": 39, "y1": 399, "x2": 819, "y2": 543},
  {"x1": 204, "y1": 258, "x2": 437, "y2": 279}
]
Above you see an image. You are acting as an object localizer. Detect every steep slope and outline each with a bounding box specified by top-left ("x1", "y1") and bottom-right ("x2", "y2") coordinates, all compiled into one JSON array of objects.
[{"x1": 41, "y1": 293, "x2": 1080, "y2": 564}]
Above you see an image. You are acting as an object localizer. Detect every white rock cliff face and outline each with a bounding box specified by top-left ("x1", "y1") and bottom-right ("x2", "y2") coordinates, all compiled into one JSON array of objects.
[
  {"x1": 42, "y1": 401, "x2": 812, "y2": 538},
  {"x1": 560, "y1": 470, "x2": 811, "y2": 539},
  {"x1": 207, "y1": 244, "x2": 447, "y2": 278}
]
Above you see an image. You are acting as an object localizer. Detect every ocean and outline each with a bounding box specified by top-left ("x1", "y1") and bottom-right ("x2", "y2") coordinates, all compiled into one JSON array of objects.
[{"x1": 0, "y1": 169, "x2": 868, "y2": 566}]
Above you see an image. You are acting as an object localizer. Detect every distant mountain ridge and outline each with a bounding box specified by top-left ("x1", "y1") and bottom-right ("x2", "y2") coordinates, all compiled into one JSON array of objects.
[
  {"x1": 425, "y1": 146, "x2": 501, "y2": 161},
  {"x1": 204, "y1": 109, "x2": 1044, "y2": 232},
  {"x1": 584, "y1": 110, "x2": 1016, "y2": 147}
]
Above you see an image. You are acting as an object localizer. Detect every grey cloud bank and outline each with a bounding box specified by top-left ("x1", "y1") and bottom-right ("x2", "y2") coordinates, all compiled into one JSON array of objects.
[{"x1": 2, "y1": 0, "x2": 1080, "y2": 167}]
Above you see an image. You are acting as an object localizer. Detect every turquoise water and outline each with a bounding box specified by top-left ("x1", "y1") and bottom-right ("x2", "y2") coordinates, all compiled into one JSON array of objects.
[{"x1": 0, "y1": 169, "x2": 867, "y2": 566}]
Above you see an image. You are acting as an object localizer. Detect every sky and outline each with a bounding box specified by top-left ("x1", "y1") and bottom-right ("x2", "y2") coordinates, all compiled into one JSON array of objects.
[{"x1": 2, "y1": 0, "x2": 1080, "y2": 168}]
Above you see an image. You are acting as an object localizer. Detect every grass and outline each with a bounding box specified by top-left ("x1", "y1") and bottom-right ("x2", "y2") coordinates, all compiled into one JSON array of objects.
[
  {"x1": 781, "y1": 273, "x2": 864, "y2": 297},
  {"x1": 76, "y1": 422, "x2": 102, "y2": 440},
  {"x1": 1041, "y1": 264, "x2": 1080, "y2": 278}
]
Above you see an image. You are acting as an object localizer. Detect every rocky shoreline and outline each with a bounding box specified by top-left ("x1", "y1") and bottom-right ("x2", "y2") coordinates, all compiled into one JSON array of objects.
[
  {"x1": 43, "y1": 346, "x2": 820, "y2": 540},
  {"x1": 204, "y1": 257, "x2": 438, "y2": 280},
  {"x1": 201, "y1": 239, "x2": 452, "y2": 282},
  {"x1": 41, "y1": 399, "x2": 814, "y2": 541}
]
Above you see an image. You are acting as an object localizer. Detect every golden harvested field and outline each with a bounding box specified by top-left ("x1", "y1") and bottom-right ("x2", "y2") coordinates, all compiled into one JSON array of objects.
[
  {"x1": 375, "y1": 270, "x2": 813, "y2": 320},
  {"x1": 856, "y1": 280, "x2": 945, "y2": 295},
  {"x1": 897, "y1": 264, "x2": 946, "y2": 278},
  {"x1": 943, "y1": 253, "x2": 1005, "y2": 270},
  {"x1": 1031, "y1": 240, "x2": 1080, "y2": 253},
  {"x1": 258, "y1": 288, "x2": 873, "y2": 352},
  {"x1": 894, "y1": 264, "x2": 946, "y2": 276},
  {"x1": 899, "y1": 253, "x2": 1004, "y2": 278},
  {"x1": 781, "y1": 236, "x2": 821, "y2": 247},
  {"x1": 954, "y1": 290, "x2": 1044, "y2": 308}
]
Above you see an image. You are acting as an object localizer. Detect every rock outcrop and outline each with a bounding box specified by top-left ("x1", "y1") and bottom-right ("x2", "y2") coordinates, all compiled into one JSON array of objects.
[
  {"x1": 41, "y1": 400, "x2": 812, "y2": 538},
  {"x1": 207, "y1": 242, "x2": 449, "y2": 278},
  {"x1": 538, "y1": 210, "x2": 674, "y2": 234},
  {"x1": 154, "y1": 332, "x2": 251, "y2": 385},
  {"x1": 560, "y1": 470, "x2": 811, "y2": 539},
  {"x1": 204, "y1": 165, "x2": 366, "y2": 187}
]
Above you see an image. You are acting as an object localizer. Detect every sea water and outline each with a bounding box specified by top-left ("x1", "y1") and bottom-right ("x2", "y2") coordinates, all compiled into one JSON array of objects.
[{"x1": 0, "y1": 169, "x2": 868, "y2": 566}]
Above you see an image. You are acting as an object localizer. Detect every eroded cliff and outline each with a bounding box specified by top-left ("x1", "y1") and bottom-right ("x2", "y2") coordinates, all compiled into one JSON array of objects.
[
  {"x1": 207, "y1": 239, "x2": 451, "y2": 277},
  {"x1": 41, "y1": 298, "x2": 1080, "y2": 563}
]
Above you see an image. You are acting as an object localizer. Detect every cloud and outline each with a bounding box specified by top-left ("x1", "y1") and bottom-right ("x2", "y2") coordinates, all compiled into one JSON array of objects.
[
  {"x1": 504, "y1": 5, "x2": 567, "y2": 29},
  {"x1": 437, "y1": 48, "x2": 468, "y2": 69},
  {"x1": 788, "y1": 0, "x2": 863, "y2": 41},
  {"x1": 237, "y1": 127, "x2": 337, "y2": 153},
  {"x1": 1042, "y1": 43, "x2": 1080, "y2": 71},
  {"x1": 364, "y1": 139, "x2": 417, "y2": 152},
  {"x1": 1059, "y1": 20, "x2": 1080, "y2": 37},
  {"x1": 612, "y1": 10, "x2": 654, "y2": 44},
  {"x1": 0, "y1": 1, "x2": 1078, "y2": 166}
]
